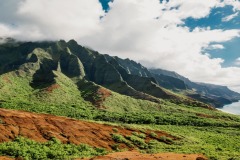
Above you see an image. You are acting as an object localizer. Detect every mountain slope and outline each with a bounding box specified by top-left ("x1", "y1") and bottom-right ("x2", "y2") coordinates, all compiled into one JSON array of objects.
[
  {"x1": 0, "y1": 39, "x2": 239, "y2": 109},
  {"x1": 0, "y1": 39, "x2": 212, "y2": 109},
  {"x1": 150, "y1": 68, "x2": 240, "y2": 107}
]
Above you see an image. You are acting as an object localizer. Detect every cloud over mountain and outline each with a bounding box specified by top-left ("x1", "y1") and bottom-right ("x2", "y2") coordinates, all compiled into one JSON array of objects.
[{"x1": 0, "y1": 0, "x2": 240, "y2": 92}]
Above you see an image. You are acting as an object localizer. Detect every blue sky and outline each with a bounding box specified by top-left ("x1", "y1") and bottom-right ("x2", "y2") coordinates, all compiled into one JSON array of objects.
[
  {"x1": 99, "y1": 0, "x2": 240, "y2": 68},
  {"x1": 99, "y1": 0, "x2": 112, "y2": 11},
  {"x1": 184, "y1": 5, "x2": 240, "y2": 67}
]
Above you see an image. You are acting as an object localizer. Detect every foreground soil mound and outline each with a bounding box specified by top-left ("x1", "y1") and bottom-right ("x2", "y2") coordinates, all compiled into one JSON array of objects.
[
  {"x1": 83, "y1": 151, "x2": 207, "y2": 160},
  {"x1": 0, "y1": 109, "x2": 208, "y2": 160},
  {"x1": 0, "y1": 108, "x2": 173, "y2": 150},
  {"x1": 0, "y1": 157, "x2": 13, "y2": 160}
]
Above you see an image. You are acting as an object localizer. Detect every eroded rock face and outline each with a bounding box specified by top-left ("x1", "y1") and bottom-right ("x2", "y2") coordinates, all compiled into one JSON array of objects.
[
  {"x1": 90, "y1": 55, "x2": 123, "y2": 85},
  {"x1": 59, "y1": 47, "x2": 85, "y2": 78}
]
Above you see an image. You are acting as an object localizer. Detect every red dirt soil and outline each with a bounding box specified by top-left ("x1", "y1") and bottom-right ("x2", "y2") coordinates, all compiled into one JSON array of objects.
[
  {"x1": 0, "y1": 156, "x2": 14, "y2": 160},
  {"x1": 0, "y1": 108, "x2": 173, "y2": 150},
  {"x1": 196, "y1": 113, "x2": 216, "y2": 119},
  {"x1": 95, "y1": 87, "x2": 112, "y2": 109},
  {"x1": 82, "y1": 151, "x2": 207, "y2": 160},
  {"x1": 2, "y1": 76, "x2": 11, "y2": 84},
  {"x1": 44, "y1": 84, "x2": 60, "y2": 93},
  {"x1": 0, "y1": 108, "x2": 207, "y2": 160}
]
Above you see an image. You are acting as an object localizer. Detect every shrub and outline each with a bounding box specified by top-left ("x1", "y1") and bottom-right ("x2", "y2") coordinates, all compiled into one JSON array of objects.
[
  {"x1": 112, "y1": 128, "x2": 118, "y2": 133},
  {"x1": 132, "y1": 132, "x2": 146, "y2": 139},
  {"x1": 126, "y1": 135, "x2": 148, "y2": 149},
  {"x1": 111, "y1": 134, "x2": 133, "y2": 148},
  {"x1": 0, "y1": 137, "x2": 107, "y2": 159},
  {"x1": 0, "y1": 118, "x2": 3, "y2": 124},
  {"x1": 111, "y1": 144, "x2": 120, "y2": 151},
  {"x1": 159, "y1": 136, "x2": 173, "y2": 143},
  {"x1": 149, "y1": 132, "x2": 157, "y2": 138}
]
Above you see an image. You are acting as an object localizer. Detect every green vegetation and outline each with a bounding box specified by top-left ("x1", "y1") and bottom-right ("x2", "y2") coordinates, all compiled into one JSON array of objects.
[
  {"x1": 112, "y1": 128, "x2": 118, "y2": 133},
  {"x1": 144, "y1": 125, "x2": 240, "y2": 160},
  {"x1": 126, "y1": 135, "x2": 148, "y2": 149},
  {"x1": 0, "y1": 137, "x2": 107, "y2": 160},
  {"x1": 111, "y1": 133, "x2": 134, "y2": 148},
  {"x1": 149, "y1": 132, "x2": 157, "y2": 138},
  {"x1": 111, "y1": 133, "x2": 149, "y2": 150},
  {"x1": 110, "y1": 125, "x2": 240, "y2": 160},
  {"x1": 0, "y1": 118, "x2": 3, "y2": 124},
  {"x1": 132, "y1": 132, "x2": 146, "y2": 139},
  {"x1": 159, "y1": 136, "x2": 174, "y2": 143}
]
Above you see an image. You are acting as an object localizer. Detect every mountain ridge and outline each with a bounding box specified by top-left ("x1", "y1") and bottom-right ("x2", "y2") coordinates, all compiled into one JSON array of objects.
[
  {"x1": 149, "y1": 68, "x2": 240, "y2": 107},
  {"x1": 0, "y1": 39, "x2": 239, "y2": 108}
]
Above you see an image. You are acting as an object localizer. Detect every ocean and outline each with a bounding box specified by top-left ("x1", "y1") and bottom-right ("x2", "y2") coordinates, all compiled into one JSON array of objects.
[{"x1": 219, "y1": 101, "x2": 240, "y2": 115}]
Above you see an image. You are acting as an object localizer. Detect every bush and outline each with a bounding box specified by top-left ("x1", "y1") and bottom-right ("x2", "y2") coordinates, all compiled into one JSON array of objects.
[
  {"x1": 0, "y1": 137, "x2": 107, "y2": 160},
  {"x1": 126, "y1": 135, "x2": 148, "y2": 149},
  {"x1": 0, "y1": 118, "x2": 3, "y2": 124},
  {"x1": 149, "y1": 132, "x2": 158, "y2": 138},
  {"x1": 111, "y1": 134, "x2": 133, "y2": 148},
  {"x1": 132, "y1": 132, "x2": 146, "y2": 139},
  {"x1": 112, "y1": 128, "x2": 118, "y2": 133},
  {"x1": 159, "y1": 136, "x2": 173, "y2": 143},
  {"x1": 111, "y1": 144, "x2": 120, "y2": 151}
]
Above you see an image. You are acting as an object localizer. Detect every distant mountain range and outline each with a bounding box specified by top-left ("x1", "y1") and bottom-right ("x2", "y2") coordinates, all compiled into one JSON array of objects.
[{"x1": 0, "y1": 38, "x2": 239, "y2": 108}]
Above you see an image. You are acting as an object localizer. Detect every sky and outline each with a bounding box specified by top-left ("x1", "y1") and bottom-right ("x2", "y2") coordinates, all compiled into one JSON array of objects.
[{"x1": 0, "y1": 0, "x2": 240, "y2": 92}]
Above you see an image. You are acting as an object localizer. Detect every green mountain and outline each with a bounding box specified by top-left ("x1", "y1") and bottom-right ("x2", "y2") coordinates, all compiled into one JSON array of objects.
[{"x1": 0, "y1": 39, "x2": 239, "y2": 109}]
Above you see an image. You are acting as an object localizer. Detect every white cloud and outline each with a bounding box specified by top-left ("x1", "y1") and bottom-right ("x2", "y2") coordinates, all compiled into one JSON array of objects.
[
  {"x1": 0, "y1": 0, "x2": 104, "y2": 41},
  {"x1": 0, "y1": 24, "x2": 19, "y2": 38},
  {"x1": 208, "y1": 44, "x2": 225, "y2": 49},
  {"x1": 158, "y1": 0, "x2": 222, "y2": 25},
  {"x1": 0, "y1": 0, "x2": 240, "y2": 92},
  {"x1": 235, "y1": 57, "x2": 240, "y2": 66},
  {"x1": 83, "y1": 0, "x2": 240, "y2": 91},
  {"x1": 222, "y1": 0, "x2": 240, "y2": 11},
  {"x1": 222, "y1": 12, "x2": 239, "y2": 22}
]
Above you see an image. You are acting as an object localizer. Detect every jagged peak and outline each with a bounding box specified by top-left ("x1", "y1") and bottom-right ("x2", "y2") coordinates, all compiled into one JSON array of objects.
[{"x1": 67, "y1": 39, "x2": 78, "y2": 46}]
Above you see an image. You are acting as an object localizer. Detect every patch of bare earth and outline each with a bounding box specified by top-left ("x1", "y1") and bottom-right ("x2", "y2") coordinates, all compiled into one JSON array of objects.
[
  {"x1": 0, "y1": 109, "x2": 207, "y2": 160},
  {"x1": 0, "y1": 108, "x2": 173, "y2": 150},
  {"x1": 0, "y1": 156, "x2": 14, "y2": 160},
  {"x1": 44, "y1": 84, "x2": 60, "y2": 93},
  {"x1": 2, "y1": 76, "x2": 11, "y2": 84},
  {"x1": 94, "y1": 87, "x2": 112, "y2": 109},
  {"x1": 81, "y1": 151, "x2": 207, "y2": 160}
]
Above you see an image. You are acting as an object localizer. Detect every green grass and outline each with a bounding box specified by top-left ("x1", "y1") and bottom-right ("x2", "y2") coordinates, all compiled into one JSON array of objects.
[
  {"x1": 132, "y1": 132, "x2": 146, "y2": 139},
  {"x1": 159, "y1": 136, "x2": 174, "y2": 143},
  {"x1": 112, "y1": 128, "x2": 118, "y2": 133},
  {"x1": 103, "y1": 92, "x2": 162, "y2": 112},
  {"x1": 111, "y1": 134, "x2": 133, "y2": 148},
  {"x1": 149, "y1": 132, "x2": 158, "y2": 138},
  {"x1": 0, "y1": 137, "x2": 107, "y2": 160},
  {"x1": 124, "y1": 124, "x2": 240, "y2": 160},
  {"x1": 126, "y1": 135, "x2": 148, "y2": 149}
]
